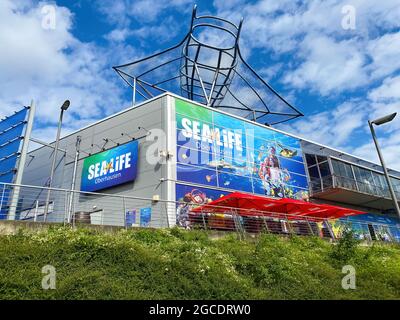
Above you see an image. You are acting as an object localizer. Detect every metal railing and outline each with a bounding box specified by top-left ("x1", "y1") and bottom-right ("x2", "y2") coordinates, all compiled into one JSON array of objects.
[
  {"x1": 0, "y1": 182, "x2": 173, "y2": 228},
  {"x1": 0, "y1": 182, "x2": 399, "y2": 243},
  {"x1": 185, "y1": 205, "x2": 400, "y2": 243}
]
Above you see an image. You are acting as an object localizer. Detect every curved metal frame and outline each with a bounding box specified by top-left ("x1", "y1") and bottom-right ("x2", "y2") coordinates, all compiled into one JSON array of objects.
[{"x1": 113, "y1": 5, "x2": 303, "y2": 125}]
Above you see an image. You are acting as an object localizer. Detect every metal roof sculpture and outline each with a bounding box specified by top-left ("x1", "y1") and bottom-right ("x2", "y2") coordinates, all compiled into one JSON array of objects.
[{"x1": 113, "y1": 6, "x2": 303, "y2": 125}]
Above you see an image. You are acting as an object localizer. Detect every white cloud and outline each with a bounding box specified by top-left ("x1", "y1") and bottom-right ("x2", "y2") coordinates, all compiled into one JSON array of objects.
[
  {"x1": 280, "y1": 78, "x2": 400, "y2": 170},
  {"x1": 211, "y1": 0, "x2": 400, "y2": 171},
  {"x1": 279, "y1": 101, "x2": 366, "y2": 148},
  {"x1": 282, "y1": 35, "x2": 368, "y2": 95},
  {"x1": 259, "y1": 63, "x2": 283, "y2": 82},
  {"x1": 0, "y1": 1, "x2": 130, "y2": 142},
  {"x1": 100, "y1": 0, "x2": 193, "y2": 48},
  {"x1": 352, "y1": 132, "x2": 400, "y2": 171},
  {"x1": 105, "y1": 28, "x2": 131, "y2": 42},
  {"x1": 367, "y1": 32, "x2": 400, "y2": 80},
  {"x1": 366, "y1": 76, "x2": 400, "y2": 137},
  {"x1": 369, "y1": 76, "x2": 400, "y2": 103},
  {"x1": 214, "y1": 0, "x2": 400, "y2": 96}
]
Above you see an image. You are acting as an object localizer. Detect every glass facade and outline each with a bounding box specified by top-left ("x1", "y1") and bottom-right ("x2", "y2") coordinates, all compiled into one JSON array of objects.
[
  {"x1": 305, "y1": 154, "x2": 332, "y2": 193},
  {"x1": 390, "y1": 177, "x2": 400, "y2": 198},
  {"x1": 305, "y1": 154, "x2": 400, "y2": 200},
  {"x1": 318, "y1": 157, "x2": 400, "y2": 199}
]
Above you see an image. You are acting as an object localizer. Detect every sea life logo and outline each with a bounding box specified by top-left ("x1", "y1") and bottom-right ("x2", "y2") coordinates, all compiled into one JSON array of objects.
[
  {"x1": 180, "y1": 117, "x2": 243, "y2": 152},
  {"x1": 81, "y1": 140, "x2": 138, "y2": 192}
]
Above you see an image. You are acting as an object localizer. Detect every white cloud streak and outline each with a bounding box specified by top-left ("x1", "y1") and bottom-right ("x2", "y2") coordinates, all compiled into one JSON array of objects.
[
  {"x1": 211, "y1": 0, "x2": 400, "y2": 170},
  {"x1": 0, "y1": 0, "x2": 132, "y2": 142}
]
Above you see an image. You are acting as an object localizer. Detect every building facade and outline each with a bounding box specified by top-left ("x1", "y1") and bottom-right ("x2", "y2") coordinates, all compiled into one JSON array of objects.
[{"x1": 19, "y1": 93, "x2": 400, "y2": 238}]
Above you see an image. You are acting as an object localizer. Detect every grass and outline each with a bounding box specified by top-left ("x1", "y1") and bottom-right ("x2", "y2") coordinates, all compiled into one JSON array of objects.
[{"x1": 0, "y1": 226, "x2": 399, "y2": 300}]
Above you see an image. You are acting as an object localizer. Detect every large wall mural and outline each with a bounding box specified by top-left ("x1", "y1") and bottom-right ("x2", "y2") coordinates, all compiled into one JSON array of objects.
[
  {"x1": 175, "y1": 183, "x2": 229, "y2": 228},
  {"x1": 175, "y1": 98, "x2": 309, "y2": 201}
]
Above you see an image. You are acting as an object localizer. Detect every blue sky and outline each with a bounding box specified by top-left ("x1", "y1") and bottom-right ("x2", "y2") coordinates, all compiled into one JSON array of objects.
[{"x1": 0, "y1": 0, "x2": 399, "y2": 169}]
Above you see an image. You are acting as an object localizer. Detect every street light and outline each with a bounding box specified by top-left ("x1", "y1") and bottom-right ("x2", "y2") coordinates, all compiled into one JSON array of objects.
[
  {"x1": 61, "y1": 100, "x2": 70, "y2": 111},
  {"x1": 44, "y1": 100, "x2": 70, "y2": 221},
  {"x1": 371, "y1": 113, "x2": 397, "y2": 126},
  {"x1": 368, "y1": 112, "x2": 400, "y2": 219}
]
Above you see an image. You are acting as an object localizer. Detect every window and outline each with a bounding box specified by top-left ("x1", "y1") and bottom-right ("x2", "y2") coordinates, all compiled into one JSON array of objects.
[
  {"x1": 331, "y1": 159, "x2": 354, "y2": 179},
  {"x1": 371, "y1": 172, "x2": 389, "y2": 197},
  {"x1": 318, "y1": 161, "x2": 331, "y2": 177},
  {"x1": 308, "y1": 165, "x2": 320, "y2": 179},
  {"x1": 353, "y1": 166, "x2": 374, "y2": 184},
  {"x1": 324, "y1": 159, "x2": 398, "y2": 198},
  {"x1": 305, "y1": 153, "x2": 317, "y2": 166},
  {"x1": 316, "y1": 155, "x2": 327, "y2": 163},
  {"x1": 390, "y1": 177, "x2": 400, "y2": 193},
  {"x1": 391, "y1": 177, "x2": 400, "y2": 191},
  {"x1": 318, "y1": 161, "x2": 332, "y2": 189},
  {"x1": 353, "y1": 166, "x2": 375, "y2": 194},
  {"x1": 305, "y1": 155, "x2": 334, "y2": 193},
  {"x1": 307, "y1": 165, "x2": 321, "y2": 192},
  {"x1": 330, "y1": 159, "x2": 357, "y2": 190}
]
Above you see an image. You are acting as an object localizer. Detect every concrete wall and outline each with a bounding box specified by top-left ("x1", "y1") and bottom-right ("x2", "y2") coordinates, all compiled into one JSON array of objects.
[{"x1": 20, "y1": 96, "x2": 170, "y2": 227}]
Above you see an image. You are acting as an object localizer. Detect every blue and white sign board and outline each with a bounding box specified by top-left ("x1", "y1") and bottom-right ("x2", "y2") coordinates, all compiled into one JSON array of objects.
[
  {"x1": 140, "y1": 207, "x2": 151, "y2": 227},
  {"x1": 80, "y1": 140, "x2": 139, "y2": 192},
  {"x1": 126, "y1": 209, "x2": 137, "y2": 227}
]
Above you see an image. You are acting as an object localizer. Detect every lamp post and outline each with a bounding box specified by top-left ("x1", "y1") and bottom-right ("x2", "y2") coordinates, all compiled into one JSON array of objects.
[
  {"x1": 44, "y1": 100, "x2": 70, "y2": 222},
  {"x1": 368, "y1": 112, "x2": 400, "y2": 219},
  {"x1": 67, "y1": 135, "x2": 81, "y2": 223}
]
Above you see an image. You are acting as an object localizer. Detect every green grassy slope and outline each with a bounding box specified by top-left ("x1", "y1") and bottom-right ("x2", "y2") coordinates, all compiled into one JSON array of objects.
[{"x1": 0, "y1": 226, "x2": 399, "y2": 300}]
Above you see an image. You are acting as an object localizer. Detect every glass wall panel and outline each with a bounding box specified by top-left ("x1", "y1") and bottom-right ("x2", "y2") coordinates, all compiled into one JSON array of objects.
[
  {"x1": 371, "y1": 171, "x2": 389, "y2": 197},
  {"x1": 318, "y1": 161, "x2": 331, "y2": 177},
  {"x1": 308, "y1": 166, "x2": 320, "y2": 179},
  {"x1": 390, "y1": 177, "x2": 400, "y2": 193},
  {"x1": 331, "y1": 159, "x2": 354, "y2": 179},
  {"x1": 307, "y1": 166, "x2": 321, "y2": 192},
  {"x1": 353, "y1": 166, "x2": 375, "y2": 194},
  {"x1": 305, "y1": 153, "x2": 317, "y2": 166},
  {"x1": 316, "y1": 155, "x2": 327, "y2": 163},
  {"x1": 390, "y1": 177, "x2": 400, "y2": 198}
]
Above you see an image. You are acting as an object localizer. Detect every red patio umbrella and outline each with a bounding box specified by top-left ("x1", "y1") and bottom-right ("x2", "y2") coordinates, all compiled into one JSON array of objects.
[{"x1": 190, "y1": 192, "x2": 365, "y2": 221}]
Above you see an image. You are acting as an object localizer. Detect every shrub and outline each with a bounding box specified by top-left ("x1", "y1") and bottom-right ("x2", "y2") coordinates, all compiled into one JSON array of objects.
[{"x1": 0, "y1": 226, "x2": 398, "y2": 299}]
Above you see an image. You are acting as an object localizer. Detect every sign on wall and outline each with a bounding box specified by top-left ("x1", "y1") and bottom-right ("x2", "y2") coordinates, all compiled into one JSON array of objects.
[
  {"x1": 126, "y1": 209, "x2": 137, "y2": 227},
  {"x1": 80, "y1": 140, "x2": 138, "y2": 192},
  {"x1": 140, "y1": 207, "x2": 151, "y2": 227},
  {"x1": 175, "y1": 98, "x2": 309, "y2": 200}
]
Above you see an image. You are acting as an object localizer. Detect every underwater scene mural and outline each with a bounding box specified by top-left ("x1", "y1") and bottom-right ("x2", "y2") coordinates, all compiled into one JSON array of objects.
[{"x1": 175, "y1": 98, "x2": 309, "y2": 200}]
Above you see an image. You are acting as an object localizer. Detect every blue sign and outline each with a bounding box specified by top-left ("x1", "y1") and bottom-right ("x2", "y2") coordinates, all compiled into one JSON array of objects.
[
  {"x1": 140, "y1": 207, "x2": 151, "y2": 227},
  {"x1": 126, "y1": 209, "x2": 137, "y2": 227},
  {"x1": 175, "y1": 99, "x2": 309, "y2": 200},
  {"x1": 80, "y1": 140, "x2": 138, "y2": 192}
]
